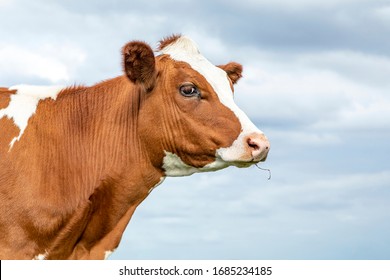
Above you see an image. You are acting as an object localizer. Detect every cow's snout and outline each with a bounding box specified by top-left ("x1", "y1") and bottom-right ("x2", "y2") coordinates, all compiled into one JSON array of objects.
[
  {"x1": 216, "y1": 131, "x2": 270, "y2": 165},
  {"x1": 246, "y1": 133, "x2": 270, "y2": 162}
]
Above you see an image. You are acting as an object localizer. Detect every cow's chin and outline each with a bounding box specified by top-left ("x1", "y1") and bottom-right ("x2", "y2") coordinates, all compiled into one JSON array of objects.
[
  {"x1": 162, "y1": 151, "x2": 258, "y2": 177},
  {"x1": 231, "y1": 154, "x2": 269, "y2": 168},
  {"x1": 229, "y1": 161, "x2": 255, "y2": 168},
  {"x1": 215, "y1": 158, "x2": 261, "y2": 169}
]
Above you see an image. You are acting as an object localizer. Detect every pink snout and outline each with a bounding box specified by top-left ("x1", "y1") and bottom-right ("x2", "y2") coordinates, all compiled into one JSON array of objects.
[{"x1": 246, "y1": 133, "x2": 270, "y2": 162}]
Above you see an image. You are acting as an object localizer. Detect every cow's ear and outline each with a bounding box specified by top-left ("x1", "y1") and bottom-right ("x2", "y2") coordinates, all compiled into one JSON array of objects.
[
  {"x1": 218, "y1": 62, "x2": 243, "y2": 84},
  {"x1": 122, "y1": 41, "x2": 157, "y2": 91}
]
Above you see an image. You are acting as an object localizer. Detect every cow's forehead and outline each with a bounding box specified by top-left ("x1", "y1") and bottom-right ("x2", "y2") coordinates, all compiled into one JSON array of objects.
[
  {"x1": 159, "y1": 36, "x2": 260, "y2": 134},
  {"x1": 160, "y1": 36, "x2": 231, "y2": 97}
]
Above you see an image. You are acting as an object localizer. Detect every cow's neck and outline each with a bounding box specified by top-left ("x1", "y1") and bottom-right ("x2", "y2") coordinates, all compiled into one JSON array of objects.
[
  {"x1": 24, "y1": 76, "x2": 163, "y2": 259},
  {"x1": 35, "y1": 76, "x2": 161, "y2": 202}
]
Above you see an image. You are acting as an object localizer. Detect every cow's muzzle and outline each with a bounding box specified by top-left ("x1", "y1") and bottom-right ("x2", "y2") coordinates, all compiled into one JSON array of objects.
[{"x1": 245, "y1": 133, "x2": 270, "y2": 162}]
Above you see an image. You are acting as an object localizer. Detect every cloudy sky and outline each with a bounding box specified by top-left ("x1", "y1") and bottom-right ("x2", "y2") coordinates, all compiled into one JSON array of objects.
[{"x1": 1, "y1": 0, "x2": 389, "y2": 259}]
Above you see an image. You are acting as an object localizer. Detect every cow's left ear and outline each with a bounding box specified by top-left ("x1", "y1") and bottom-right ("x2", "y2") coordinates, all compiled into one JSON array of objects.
[
  {"x1": 122, "y1": 41, "x2": 157, "y2": 91},
  {"x1": 218, "y1": 62, "x2": 243, "y2": 84}
]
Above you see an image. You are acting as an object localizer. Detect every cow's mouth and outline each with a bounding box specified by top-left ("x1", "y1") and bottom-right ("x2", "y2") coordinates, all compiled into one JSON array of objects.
[
  {"x1": 227, "y1": 159, "x2": 259, "y2": 168},
  {"x1": 227, "y1": 152, "x2": 269, "y2": 168},
  {"x1": 232, "y1": 162, "x2": 253, "y2": 168}
]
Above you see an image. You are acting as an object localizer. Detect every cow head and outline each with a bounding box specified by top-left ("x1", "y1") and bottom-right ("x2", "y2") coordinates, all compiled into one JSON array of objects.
[{"x1": 122, "y1": 35, "x2": 270, "y2": 176}]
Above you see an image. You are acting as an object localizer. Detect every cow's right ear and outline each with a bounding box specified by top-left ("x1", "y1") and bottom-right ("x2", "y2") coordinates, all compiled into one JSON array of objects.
[{"x1": 122, "y1": 41, "x2": 157, "y2": 92}]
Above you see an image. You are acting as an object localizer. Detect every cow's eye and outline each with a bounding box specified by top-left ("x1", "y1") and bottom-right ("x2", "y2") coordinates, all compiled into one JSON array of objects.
[{"x1": 180, "y1": 84, "x2": 200, "y2": 98}]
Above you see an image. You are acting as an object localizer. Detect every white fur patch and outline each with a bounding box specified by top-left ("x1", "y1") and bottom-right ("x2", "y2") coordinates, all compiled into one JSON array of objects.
[
  {"x1": 33, "y1": 251, "x2": 48, "y2": 260},
  {"x1": 160, "y1": 37, "x2": 263, "y2": 163},
  {"x1": 104, "y1": 250, "x2": 115, "y2": 260},
  {"x1": 0, "y1": 85, "x2": 65, "y2": 148},
  {"x1": 162, "y1": 151, "x2": 198, "y2": 176},
  {"x1": 162, "y1": 151, "x2": 230, "y2": 177}
]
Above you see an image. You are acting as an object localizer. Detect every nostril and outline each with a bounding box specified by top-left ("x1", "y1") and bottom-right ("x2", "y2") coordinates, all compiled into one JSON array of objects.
[
  {"x1": 245, "y1": 134, "x2": 270, "y2": 161},
  {"x1": 247, "y1": 138, "x2": 260, "y2": 151}
]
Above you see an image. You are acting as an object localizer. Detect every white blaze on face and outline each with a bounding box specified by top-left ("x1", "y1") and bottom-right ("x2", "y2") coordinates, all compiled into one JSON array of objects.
[
  {"x1": 160, "y1": 36, "x2": 264, "y2": 173},
  {"x1": 0, "y1": 85, "x2": 65, "y2": 148}
]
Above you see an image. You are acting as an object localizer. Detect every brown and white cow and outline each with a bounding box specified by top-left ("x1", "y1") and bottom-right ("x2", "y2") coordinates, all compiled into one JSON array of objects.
[{"x1": 0, "y1": 35, "x2": 270, "y2": 260}]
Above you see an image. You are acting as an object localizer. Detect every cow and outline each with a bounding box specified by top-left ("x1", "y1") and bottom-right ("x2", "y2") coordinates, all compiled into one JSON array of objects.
[{"x1": 0, "y1": 35, "x2": 270, "y2": 260}]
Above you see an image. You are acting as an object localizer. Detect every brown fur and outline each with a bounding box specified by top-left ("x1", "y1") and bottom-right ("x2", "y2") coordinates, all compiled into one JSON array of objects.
[
  {"x1": 218, "y1": 62, "x2": 243, "y2": 84},
  {"x1": 122, "y1": 41, "x2": 157, "y2": 92},
  {"x1": 0, "y1": 89, "x2": 19, "y2": 154},
  {"x1": 157, "y1": 34, "x2": 182, "y2": 51},
  {"x1": 0, "y1": 88, "x2": 15, "y2": 109},
  {"x1": 0, "y1": 37, "x2": 256, "y2": 260},
  {"x1": 0, "y1": 75, "x2": 162, "y2": 259}
]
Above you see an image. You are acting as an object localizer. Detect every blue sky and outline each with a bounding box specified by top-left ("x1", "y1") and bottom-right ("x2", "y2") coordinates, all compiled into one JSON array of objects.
[{"x1": 1, "y1": 0, "x2": 389, "y2": 259}]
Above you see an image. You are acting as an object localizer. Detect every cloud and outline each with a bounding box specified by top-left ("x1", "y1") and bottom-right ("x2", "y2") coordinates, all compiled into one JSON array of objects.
[
  {"x1": 374, "y1": 5, "x2": 390, "y2": 22},
  {"x1": 4, "y1": 0, "x2": 388, "y2": 57},
  {"x1": 297, "y1": 50, "x2": 390, "y2": 87},
  {"x1": 0, "y1": 0, "x2": 10, "y2": 7},
  {"x1": 313, "y1": 99, "x2": 390, "y2": 132},
  {"x1": 0, "y1": 43, "x2": 86, "y2": 84},
  {"x1": 228, "y1": 46, "x2": 390, "y2": 137},
  {"x1": 205, "y1": 0, "x2": 390, "y2": 58},
  {"x1": 112, "y1": 165, "x2": 390, "y2": 259}
]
